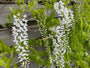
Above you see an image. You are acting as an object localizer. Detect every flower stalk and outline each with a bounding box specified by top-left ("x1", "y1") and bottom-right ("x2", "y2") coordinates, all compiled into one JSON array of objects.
[
  {"x1": 51, "y1": 0, "x2": 74, "y2": 67},
  {"x1": 12, "y1": 14, "x2": 29, "y2": 67}
]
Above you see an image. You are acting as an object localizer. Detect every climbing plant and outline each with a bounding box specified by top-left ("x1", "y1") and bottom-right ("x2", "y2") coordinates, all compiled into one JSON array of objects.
[{"x1": 0, "y1": 0, "x2": 90, "y2": 68}]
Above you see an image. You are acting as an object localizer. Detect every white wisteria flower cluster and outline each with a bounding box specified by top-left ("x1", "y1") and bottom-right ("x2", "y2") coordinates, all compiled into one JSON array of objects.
[
  {"x1": 50, "y1": 0, "x2": 74, "y2": 67},
  {"x1": 12, "y1": 14, "x2": 29, "y2": 65}
]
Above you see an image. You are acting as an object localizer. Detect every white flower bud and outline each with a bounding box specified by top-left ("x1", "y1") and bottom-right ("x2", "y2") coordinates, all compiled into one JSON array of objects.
[
  {"x1": 17, "y1": 14, "x2": 20, "y2": 16},
  {"x1": 12, "y1": 14, "x2": 29, "y2": 65},
  {"x1": 52, "y1": 0, "x2": 74, "y2": 67},
  {"x1": 23, "y1": 15, "x2": 27, "y2": 18},
  {"x1": 13, "y1": 15, "x2": 17, "y2": 19}
]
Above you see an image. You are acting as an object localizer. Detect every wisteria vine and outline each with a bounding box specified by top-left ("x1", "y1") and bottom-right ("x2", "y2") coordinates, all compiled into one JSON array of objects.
[
  {"x1": 12, "y1": 14, "x2": 29, "y2": 66},
  {"x1": 51, "y1": 0, "x2": 74, "y2": 67}
]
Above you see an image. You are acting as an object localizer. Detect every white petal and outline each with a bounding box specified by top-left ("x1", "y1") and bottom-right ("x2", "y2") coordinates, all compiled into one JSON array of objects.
[
  {"x1": 23, "y1": 15, "x2": 27, "y2": 18},
  {"x1": 22, "y1": 19, "x2": 28, "y2": 23},
  {"x1": 16, "y1": 23, "x2": 20, "y2": 27},
  {"x1": 17, "y1": 29, "x2": 21, "y2": 32},
  {"x1": 17, "y1": 14, "x2": 20, "y2": 16},
  {"x1": 20, "y1": 21, "x2": 24, "y2": 26},
  {"x1": 14, "y1": 19, "x2": 19, "y2": 22},
  {"x1": 23, "y1": 26, "x2": 27, "y2": 30},
  {"x1": 19, "y1": 26, "x2": 23, "y2": 31},
  {"x1": 13, "y1": 15, "x2": 17, "y2": 19}
]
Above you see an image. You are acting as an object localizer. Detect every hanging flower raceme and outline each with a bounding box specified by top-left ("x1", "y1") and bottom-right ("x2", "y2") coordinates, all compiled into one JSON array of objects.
[
  {"x1": 50, "y1": 0, "x2": 74, "y2": 68},
  {"x1": 12, "y1": 14, "x2": 29, "y2": 66}
]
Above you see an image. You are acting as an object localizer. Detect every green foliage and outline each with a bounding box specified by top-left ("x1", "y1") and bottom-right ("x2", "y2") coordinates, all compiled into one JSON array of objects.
[
  {"x1": 13, "y1": 63, "x2": 18, "y2": 68},
  {"x1": 67, "y1": 0, "x2": 90, "y2": 68},
  {"x1": 45, "y1": 3, "x2": 54, "y2": 10},
  {"x1": 0, "y1": 40, "x2": 11, "y2": 53},
  {"x1": 14, "y1": 0, "x2": 25, "y2": 7},
  {"x1": 42, "y1": 0, "x2": 57, "y2": 3},
  {"x1": 65, "y1": 63, "x2": 71, "y2": 68},
  {"x1": 14, "y1": 0, "x2": 22, "y2": 6},
  {"x1": 0, "y1": 39, "x2": 14, "y2": 68},
  {"x1": 32, "y1": 8, "x2": 47, "y2": 37},
  {"x1": 6, "y1": 15, "x2": 12, "y2": 23},
  {"x1": 32, "y1": 8, "x2": 60, "y2": 36},
  {"x1": 28, "y1": 0, "x2": 38, "y2": 12},
  {"x1": 63, "y1": 0, "x2": 71, "y2": 5},
  {"x1": 28, "y1": 47, "x2": 44, "y2": 65},
  {"x1": 32, "y1": 5, "x2": 60, "y2": 67},
  {"x1": 28, "y1": 39, "x2": 53, "y2": 67},
  {"x1": 4, "y1": 0, "x2": 90, "y2": 68},
  {"x1": 46, "y1": 12, "x2": 60, "y2": 28},
  {"x1": 6, "y1": 0, "x2": 38, "y2": 24}
]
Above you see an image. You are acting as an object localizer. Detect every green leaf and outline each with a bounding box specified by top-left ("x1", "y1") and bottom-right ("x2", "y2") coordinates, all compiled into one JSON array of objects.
[
  {"x1": 13, "y1": 63, "x2": 18, "y2": 68},
  {"x1": 14, "y1": 0, "x2": 22, "y2": 7},
  {"x1": 65, "y1": 63, "x2": 71, "y2": 68},
  {"x1": 45, "y1": 3, "x2": 54, "y2": 10},
  {"x1": 0, "y1": 58, "x2": 6, "y2": 67},
  {"x1": 28, "y1": 0, "x2": 38, "y2": 12},
  {"x1": 5, "y1": 50, "x2": 13, "y2": 68},
  {"x1": 38, "y1": 39, "x2": 42, "y2": 46}
]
